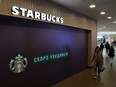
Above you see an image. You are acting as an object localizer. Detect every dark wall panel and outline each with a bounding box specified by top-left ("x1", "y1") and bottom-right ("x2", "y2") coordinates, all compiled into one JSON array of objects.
[{"x1": 0, "y1": 15, "x2": 88, "y2": 87}]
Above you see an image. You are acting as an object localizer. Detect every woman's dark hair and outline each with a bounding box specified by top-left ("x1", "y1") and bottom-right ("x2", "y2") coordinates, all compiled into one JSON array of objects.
[
  {"x1": 110, "y1": 46, "x2": 113, "y2": 49},
  {"x1": 95, "y1": 46, "x2": 101, "y2": 52}
]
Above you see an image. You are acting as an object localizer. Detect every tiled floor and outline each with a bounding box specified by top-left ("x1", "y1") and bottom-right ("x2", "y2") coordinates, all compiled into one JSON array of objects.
[{"x1": 52, "y1": 49, "x2": 116, "y2": 87}]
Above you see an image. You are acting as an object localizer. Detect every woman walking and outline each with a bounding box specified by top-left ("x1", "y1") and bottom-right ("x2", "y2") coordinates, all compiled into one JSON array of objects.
[
  {"x1": 105, "y1": 42, "x2": 110, "y2": 54},
  {"x1": 91, "y1": 46, "x2": 103, "y2": 79},
  {"x1": 108, "y1": 46, "x2": 115, "y2": 66},
  {"x1": 100, "y1": 43, "x2": 104, "y2": 53}
]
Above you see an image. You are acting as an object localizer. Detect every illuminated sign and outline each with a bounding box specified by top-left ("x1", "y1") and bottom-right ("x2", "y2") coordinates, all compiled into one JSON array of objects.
[
  {"x1": 33, "y1": 52, "x2": 68, "y2": 64},
  {"x1": 11, "y1": 6, "x2": 64, "y2": 24},
  {"x1": 9, "y1": 54, "x2": 28, "y2": 73},
  {"x1": 9, "y1": 52, "x2": 68, "y2": 73}
]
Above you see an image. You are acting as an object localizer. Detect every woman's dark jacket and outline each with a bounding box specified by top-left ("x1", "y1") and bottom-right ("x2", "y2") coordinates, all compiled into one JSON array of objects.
[{"x1": 108, "y1": 48, "x2": 115, "y2": 57}]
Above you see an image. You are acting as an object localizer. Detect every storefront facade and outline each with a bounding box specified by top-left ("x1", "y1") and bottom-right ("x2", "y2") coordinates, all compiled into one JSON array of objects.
[{"x1": 0, "y1": 0, "x2": 97, "y2": 87}]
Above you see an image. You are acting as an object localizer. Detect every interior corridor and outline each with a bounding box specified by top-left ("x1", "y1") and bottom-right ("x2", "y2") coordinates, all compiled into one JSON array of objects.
[{"x1": 52, "y1": 48, "x2": 116, "y2": 87}]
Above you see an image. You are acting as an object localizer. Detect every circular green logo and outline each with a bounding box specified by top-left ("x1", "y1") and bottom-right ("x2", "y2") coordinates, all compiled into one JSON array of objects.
[{"x1": 9, "y1": 54, "x2": 28, "y2": 73}]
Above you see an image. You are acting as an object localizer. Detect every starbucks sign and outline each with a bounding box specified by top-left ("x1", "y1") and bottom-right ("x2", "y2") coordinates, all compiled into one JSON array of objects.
[{"x1": 11, "y1": 6, "x2": 64, "y2": 24}]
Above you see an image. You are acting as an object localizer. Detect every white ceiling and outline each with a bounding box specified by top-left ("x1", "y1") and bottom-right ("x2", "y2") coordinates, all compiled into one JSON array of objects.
[{"x1": 49, "y1": 0, "x2": 116, "y2": 32}]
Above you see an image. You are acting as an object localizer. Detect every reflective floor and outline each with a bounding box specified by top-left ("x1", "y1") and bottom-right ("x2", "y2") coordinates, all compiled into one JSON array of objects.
[{"x1": 52, "y1": 48, "x2": 116, "y2": 87}]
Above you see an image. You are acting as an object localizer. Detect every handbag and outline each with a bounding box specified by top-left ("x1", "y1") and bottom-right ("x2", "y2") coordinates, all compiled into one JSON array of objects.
[{"x1": 100, "y1": 64, "x2": 105, "y2": 72}]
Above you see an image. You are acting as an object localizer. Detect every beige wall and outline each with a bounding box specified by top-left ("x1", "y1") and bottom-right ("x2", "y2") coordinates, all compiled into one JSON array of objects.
[{"x1": 0, "y1": 0, "x2": 97, "y2": 66}]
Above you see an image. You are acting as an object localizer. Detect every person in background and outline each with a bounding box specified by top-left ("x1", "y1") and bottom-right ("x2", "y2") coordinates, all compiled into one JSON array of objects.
[
  {"x1": 103, "y1": 38, "x2": 106, "y2": 44},
  {"x1": 91, "y1": 46, "x2": 103, "y2": 79},
  {"x1": 108, "y1": 46, "x2": 115, "y2": 66},
  {"x1": 105, "y1": 42, "x2": 110, "y2": 54},
  {"x1": 100, "y1": 43, "x2": 104, "y2": 53}
]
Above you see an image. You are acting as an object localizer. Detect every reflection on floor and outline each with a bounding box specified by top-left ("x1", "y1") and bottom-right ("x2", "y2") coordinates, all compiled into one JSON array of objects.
[{"x1": 52, "y1": 48, "x2": 116, "y2": 87}]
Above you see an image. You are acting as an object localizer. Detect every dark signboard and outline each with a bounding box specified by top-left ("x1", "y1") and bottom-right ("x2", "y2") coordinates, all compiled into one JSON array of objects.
[{"x1": 0, "y1": 15, "x2": 88, "y2": 87}]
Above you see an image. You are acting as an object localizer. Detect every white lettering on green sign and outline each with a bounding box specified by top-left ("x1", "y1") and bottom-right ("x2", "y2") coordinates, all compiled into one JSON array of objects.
[{"x1": 33, "y1": 52, "x2": 68, "y2": 64}]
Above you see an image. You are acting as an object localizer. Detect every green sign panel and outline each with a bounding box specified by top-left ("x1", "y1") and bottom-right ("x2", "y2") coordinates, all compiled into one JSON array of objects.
[{"x1": 33, "y1": 52, "x2": 68, "y2": 64}]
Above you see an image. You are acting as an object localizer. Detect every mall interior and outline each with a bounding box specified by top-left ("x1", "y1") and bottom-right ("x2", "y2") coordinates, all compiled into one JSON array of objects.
[{"x1": 0, "y1": 0, "x2": 116, "y2": 87}]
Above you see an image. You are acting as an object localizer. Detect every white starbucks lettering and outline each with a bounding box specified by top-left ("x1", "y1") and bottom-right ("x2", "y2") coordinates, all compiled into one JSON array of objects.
[{"x1": 11, "y1": 6, "x2": 64, "y2": 24}]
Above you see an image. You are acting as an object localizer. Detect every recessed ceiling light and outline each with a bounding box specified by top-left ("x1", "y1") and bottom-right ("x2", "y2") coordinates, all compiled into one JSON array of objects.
[
  {"x1": 103, "y1": 26, "x2": 106, "y2": 28},
  {"x1": 89, "y1": 4, "x2": 96, "y2": 8},
  {"x1": 100, "y1": 12, "x2": 106, "y2": 15},
  {"x1": 107, "y1": 16, "x2": 112, "y2": 19},
  {"x1": 113, "y1": 21, "x2": 116, "y2": 23}
]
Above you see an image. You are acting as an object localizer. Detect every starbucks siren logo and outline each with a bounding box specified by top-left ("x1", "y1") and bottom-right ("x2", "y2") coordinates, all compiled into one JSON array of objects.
[{"x1": 9, "y1": 54, "x2": 28, "y2": 73}]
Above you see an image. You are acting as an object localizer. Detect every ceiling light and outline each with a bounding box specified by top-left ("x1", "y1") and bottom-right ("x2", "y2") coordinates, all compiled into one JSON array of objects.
[
  {"x1": 97, "y1": 35, "x2": 103, "y2": 39},
  {"x1": 107, "y1": 16, "x2": 112, "y2": 19},
  {"x1": 103, "y1": 26, "x2": 106, "y2": 28},
  {"x1": 89, "y1": 4, "x2": 96, "y2": 8},
  {"x1": 98, "y1": 32, "x2": 116, "y2": 35},
  {"x1": 113, "y1": 21, "x2": 116, "y2": 23},
  {"x1": 100, "y1": 12, "x2": 106, "y2": 15}
]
